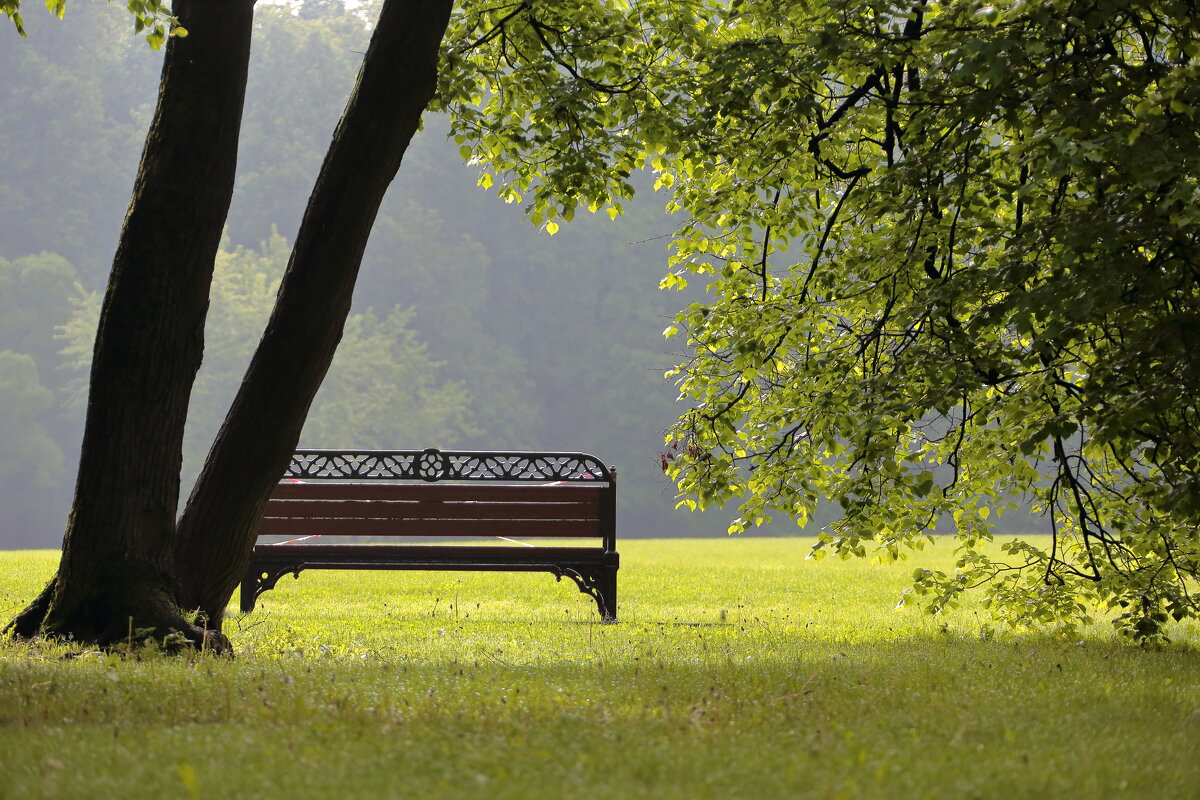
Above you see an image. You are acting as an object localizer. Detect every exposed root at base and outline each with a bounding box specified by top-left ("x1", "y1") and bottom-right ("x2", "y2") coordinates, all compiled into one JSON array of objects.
[
  {"x1": 107, "y1": 618, "x2": 233, "y2": 655},
  {"x1": 4, "y1": 576, "x2": 233, "y2": 655},
  {"x1": 2, "y1": 577, "x2": 55, "y2": 640}
]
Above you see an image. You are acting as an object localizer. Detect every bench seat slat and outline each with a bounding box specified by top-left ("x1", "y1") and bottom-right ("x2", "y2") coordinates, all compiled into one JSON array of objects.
[
  {"x1": 253, "y1": 543, "x2": 607, "y2": 560},
  {"x1": 258, "y1": 516, "x2": 602, "y2": 538},
  {"x1": 265, "y1": 498, "x2": 599, "y2": 521}
]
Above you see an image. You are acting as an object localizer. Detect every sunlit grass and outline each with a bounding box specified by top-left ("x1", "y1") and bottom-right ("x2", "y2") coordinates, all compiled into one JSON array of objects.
[{"x1": 1, "y1": 538, "x2": 1198, "y2": 799}]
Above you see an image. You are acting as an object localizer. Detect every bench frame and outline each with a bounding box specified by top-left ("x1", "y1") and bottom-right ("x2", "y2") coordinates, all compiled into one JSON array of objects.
[{"x1": 240, "y1": 448, "x2": 619, "y2": 620}]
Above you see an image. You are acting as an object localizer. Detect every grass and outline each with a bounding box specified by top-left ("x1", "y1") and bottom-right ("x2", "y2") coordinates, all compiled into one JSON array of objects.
[{"x1": 0, "y1": 537, "x2": 1198, "y2": 799}]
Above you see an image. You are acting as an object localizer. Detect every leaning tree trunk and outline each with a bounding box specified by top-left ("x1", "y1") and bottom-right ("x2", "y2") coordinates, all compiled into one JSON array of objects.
[
  {"x1": 172, "y1": 0, "x2": 453, "y2": 628},
  {"x1": 3, "y1": 0, "x2": 255, "y2": 648}
]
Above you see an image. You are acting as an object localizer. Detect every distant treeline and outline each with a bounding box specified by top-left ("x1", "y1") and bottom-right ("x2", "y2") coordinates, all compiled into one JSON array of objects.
[{"x1": 0, "y1": 0, "x2": 727, "y2": 547}]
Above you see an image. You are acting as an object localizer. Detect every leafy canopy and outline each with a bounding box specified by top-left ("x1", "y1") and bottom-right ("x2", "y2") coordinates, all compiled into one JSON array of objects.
[{"x1": 441, "y1": 0, "x2": 1200, "y2": 644}]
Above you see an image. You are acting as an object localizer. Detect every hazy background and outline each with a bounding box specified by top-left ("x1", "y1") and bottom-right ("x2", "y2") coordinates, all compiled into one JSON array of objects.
[{"x1": 0, "y1": 0, "x2": 751, "y2": 549}]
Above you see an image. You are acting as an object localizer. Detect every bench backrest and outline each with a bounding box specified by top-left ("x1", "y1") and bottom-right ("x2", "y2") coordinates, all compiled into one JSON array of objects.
[{"x1": 260, "y1": 449, "x2": 616, "y2": 550}]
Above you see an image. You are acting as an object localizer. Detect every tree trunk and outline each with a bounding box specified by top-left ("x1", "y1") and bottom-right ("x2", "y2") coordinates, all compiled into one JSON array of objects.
[
  {"x1": 173, "y1": 0, "x2": 453, "y2": 627},
  {"x1": 4, "y1": 0, "x2": 451, "y2": 649},
  {"x1": 4, "y1": 0, "x2": 255, "y2": 648}
]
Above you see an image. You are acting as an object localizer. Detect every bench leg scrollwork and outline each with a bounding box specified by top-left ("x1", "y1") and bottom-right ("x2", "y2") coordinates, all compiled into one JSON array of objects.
[
  {"x1": 240, "y1": 563, "x2": 302, "y2": 613},
  {"x1": 553, "y1": 565, "x2": 618, "y2": 622}
]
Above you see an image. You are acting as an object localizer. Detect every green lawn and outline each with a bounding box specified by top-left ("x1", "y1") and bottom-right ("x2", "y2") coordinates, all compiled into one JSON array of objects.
[{"x1": 1, "y1": 538, "x2": 1197, "y2": 799}]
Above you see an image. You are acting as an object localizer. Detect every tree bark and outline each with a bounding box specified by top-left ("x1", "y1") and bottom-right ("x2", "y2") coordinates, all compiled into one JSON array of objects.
[
  {"x1": 4, "y1": 0, "x2": 255, "y2": 648},
  {"x1": 173, "y1": 0, "x2": 453, "y2": 627}
]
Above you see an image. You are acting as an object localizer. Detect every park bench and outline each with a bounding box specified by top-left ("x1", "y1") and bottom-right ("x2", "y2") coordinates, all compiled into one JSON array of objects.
[{"x1": 239, "y1": 448, "x2": 619, "y2": 620}]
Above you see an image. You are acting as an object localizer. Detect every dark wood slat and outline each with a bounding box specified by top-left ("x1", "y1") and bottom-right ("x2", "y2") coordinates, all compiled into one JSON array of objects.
[
  {"x1": 264, "y1": 498, "x2": 600, "y2": 521},
  {"x1": 253, "y1": 543, "x2": 607, "y2": 560},
  {"x1": 257, "y1": 516, "x2": 602, "y2": 538},
  {"x1": 270, "y1": 482, "x2": 604, "y2": 503}
]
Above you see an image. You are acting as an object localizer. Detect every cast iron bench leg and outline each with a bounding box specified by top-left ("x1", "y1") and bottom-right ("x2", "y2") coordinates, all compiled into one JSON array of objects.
[
  {"x1": 597, "y1": 566, "x2": 617, "y2": 622},
  {"x1": 239, "y1": 563, "x2": 259, "y2": 613}
]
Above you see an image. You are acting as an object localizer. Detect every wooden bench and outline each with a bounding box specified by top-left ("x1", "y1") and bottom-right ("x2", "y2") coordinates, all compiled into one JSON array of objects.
[{"x1": 240, "y1": 448, "x2": 619, "y2": 620}]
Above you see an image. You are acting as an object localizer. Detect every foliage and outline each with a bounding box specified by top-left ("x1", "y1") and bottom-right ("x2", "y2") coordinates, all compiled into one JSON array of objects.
[
  {"x1": 0, "y1": 253, "x2": 82, "y2": 382},
  {"x1": 0, "y1": 0, "x2": 709, "y2": 547},
  {"x1": 229, "y1": 2, "x2": 371, "y2": 249},
  {"x1": 0, "y1": 356, "x2": 62, "y2": 542},
  {"x1": 2, "y1": 541, "x2": 1199, "y2": 797},
  {"x1": 0, "y1": 253, "x2": 86, "y2": 544},
  {"x1": 442, "y1": 0, "x2": 1200, "y2": 643},
  {"x1": 2, "y1": 0, "x2": 182, "y2": 48},
  {"x1": 301, "y1": 307, "x2": 478, "y2": 449},
  {"x1": 60, "y1": 232, "x2": 478, "y2": 485},
  {"x1": 0, "y1": 351, "x2": 63, "y2": 489},
  {"x1": 0, "y1": 5, "x2": 159, "y2": 281},
  {"x1": 226, "y1": 1, "x2": 703, "y2": 530}
]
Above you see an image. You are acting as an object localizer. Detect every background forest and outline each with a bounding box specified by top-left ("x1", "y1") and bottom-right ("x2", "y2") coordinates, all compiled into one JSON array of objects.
[{"x1": 0, "y1": 0, "x2": 722, "y2": 548}]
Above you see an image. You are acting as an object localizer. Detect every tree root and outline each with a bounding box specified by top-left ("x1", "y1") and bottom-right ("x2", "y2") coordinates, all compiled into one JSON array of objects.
[
  {"x1": 2, "y1": 576, "x2": 55, "y2": 639},
  {"x1": 114, "y1": 617, "x2": 232, "y2": 655},
  {"x1": 5, "y1": 572, "x2": 231, "y2": 655},
  {"x1": 54, "y1": 607, "x2": 233, "y2": 655}
]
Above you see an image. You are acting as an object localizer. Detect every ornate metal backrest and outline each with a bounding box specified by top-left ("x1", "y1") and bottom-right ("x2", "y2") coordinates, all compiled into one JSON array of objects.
[{"x1": 284, "y1": 447, "x2": 614, "y2": 484}]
